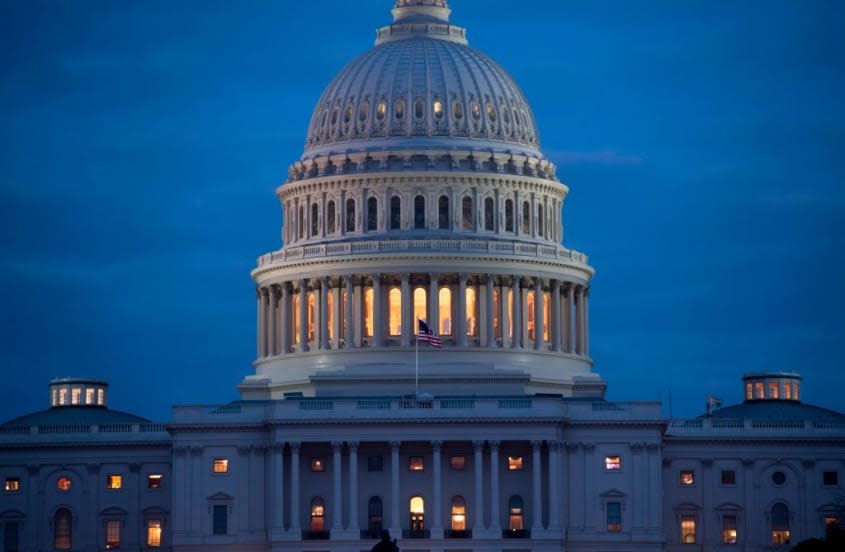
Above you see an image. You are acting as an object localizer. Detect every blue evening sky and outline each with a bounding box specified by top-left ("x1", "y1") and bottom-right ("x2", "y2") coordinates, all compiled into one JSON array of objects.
[{"x1": 1, "y1": 1, "x2": 843, "y2": 422}]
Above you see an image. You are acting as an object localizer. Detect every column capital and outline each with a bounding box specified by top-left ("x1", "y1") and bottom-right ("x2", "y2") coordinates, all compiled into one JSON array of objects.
[
  {"x1": 331, "y1": 441, "x2": 343, "y2": 451},
  {"x1": 548, "y1": 440, "x2": 562, "y2": 452},
  {"x1": 430, "y1": 440, "x2": 443, "y2": 451},
  {"x1": 531, "y1": 440, "x2": 543, "y2": 449},
  {"x1": 289, "y1": 441, "x2": 301, "y2": 452},
  {"x1": 472, "y1": 440, "x2": 485, "y2": 451},
  {"x1": 347, "y1": 440, "x2": 359, "y2": 450},
  {"x1": 488, "y1": 440, "x2": 501, "y2": 450},
  {"x1": 565, "y1": 441, "x2": 580, "y2": 452},
  {"x1": 389, "y1": 440, "x2": 401, "y2": 450}
]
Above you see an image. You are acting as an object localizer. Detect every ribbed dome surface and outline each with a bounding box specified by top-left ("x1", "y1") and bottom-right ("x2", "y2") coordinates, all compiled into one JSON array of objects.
[{"x1": 303, "y1": 36, "x2": 543, "y2": 160}]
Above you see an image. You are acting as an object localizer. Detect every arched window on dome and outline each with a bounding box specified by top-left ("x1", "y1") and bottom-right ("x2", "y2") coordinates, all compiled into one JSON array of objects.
[
  {"x1": 502, "y1": 100, "x2": 510, "y2": 125},
  {"x1": 390, "y1": 196, "x2": 401, "y2": 230},
  {"x1": 462, "y1": 197, "x2": 473, "y2": 231},
  {"x1": 359, "y1": 101, "x2": 369, "y2": 122},
  {"x1": 505, "y1": 199, "x2": 514, "y2": 232},
  {"x1": 466, "y1": 287, "x2": 477, "y2": 337},
  {"x1": 439, "y1": 287, "x2": 452, "y2": 336},
  {"x1": 771, "y1": 503, "x2": 790, "y2": 545},
  {"x1": 367, "y1": 197, "x2": 378, "y2": 231},
  {"x1": 388, "y1": 287, "x2": 402, "y2": 337},
  {"x1": 346, "y1": 198, "x2": 355, "y2": 232},
  {"x1": 537, "y1": 204, "x2": 544, "y2": 238},
  {"x1": 522, "y1": 202, "x2": 530, "y2": 234},
  {"x1": 414, "y1": 195, "x2": 426, "y2": 229},
  {"x1": 508, "y1": 496, "x2": 524, "y2": 531},
  {"x1": 327, "y1": 201, "x2": 336, "y2": 234},
  {"x1": 343, "y1": 103, "x2": 353, "y2": 124},
  {"x1": 527, "y1": 292, "x2": 535, "y2": 341},
  {"x1": 311, "y1": 203, "x2": 319, "y2": 236},
  {"x1": 363, "y1": 287, "x2": 374, "y2": 339},
  {"x1": 486, "y1": 100, "x2": 496, "y2": 123},
  {"x1": 376, "y1": 100, "x2": 386, "y2": 121},
  {"x1": 438, "y1": 195, "x2": 450, "y2": 230},
  {"x1": 433, "y1": 98, "x2": 444, "y2": 120},
  {"x1": 310, "y1": 497, "x2": 326, "y2": 533},
  {"x1": 413, "y1": 287, "x2": 427, "y2": 323},
  {"x1": 368, "y1": 497, "x2": 383, "y2": 538},
  {"x1": 470, "y1": 99, "x2": 481, "y2": 120},
  {"x1": 414, "y1": 98, "x2": 424, "y2": 120},
  {"x1": 395, "y1": 98, "x2": 405, "y2": 120},
  {"x1": 330, "y1": 105, "x2": 339, "y2": 126},
  {"x1": 450, "y1": 496, "x2": 466, "y2": 531},
  {"x1": 484, "y1": 197, "x2": 494, "y2": 231},
  {"x1": 453, "y1": 99, "x2": 463, "y2": 119},
  {"x1": 54, "y1": 507, "x2": 72, "y2": 550}
]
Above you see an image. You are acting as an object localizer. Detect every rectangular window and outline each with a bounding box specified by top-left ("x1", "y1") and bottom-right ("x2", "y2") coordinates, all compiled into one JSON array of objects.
[
  {"x1": 721, "y1": 470, "x2": 736, "y2": 485},
  {"x1": 212, "y1": 505, "x2": 227, "y2": 535},
  {"x1": 97, "y1": 388, "x2": 105, "y2": 405},
  {"x1": 755, "y1": 382, "x2": 764, "y2": 398},
  {"x1": 71, "y1": 388, "x2": 81, "y2": 404},
  {"x1": 4, "y1": 521, "x2": 20, "y2": 552},
  {"x1": 507, "y1": 456, "x2": 524, "y2": 471},
  {"x1": 367, "y1": 456, "x2": 384, "y2": 472},
  {"x1": 106, "y1": 520, "x2": 121, "y2": 549},
  {"x1": 606, "y1": 502, "x2": 622, "y2": 532},
  {"x1": 450, "y1": 456, "x2": 466, "y2": 470},
  {"x1": 147, "y1": 474, "x2": 163, "y2": 489},
  {"x1": 147, "y1": 519, "x2": 162, "y2": 548},
  {"x1": 212, "y1": 458, "x2": 228, "y2": 473},
  {"x1": 745, "y1": 383, "x2": 752, "y2": 400},
  {"x1": 681, "y1": 515, "x2": 696, "y2": 544},
  {"x1": 4, "y1": 477, "x2": 20, "y2": 492},
  {"x1": 825, "y1": 516, "x2": 841, "y2": 536},
  {"x1": 310, "y1": 458, "x2": 325, "y2": 472},
  {"x1": 680, "y1": 470, "x2": 695, "y2": 485},
  {"x1": 85, "y1": 388, "x2": 95, "y2": 404},
  {"x1": 605, "y1": 455, "x2": 621, "y2": 471},
  {"x1": 106, "y1": 474, "x2": 122, "y2": 490},
  {"x1": 768, "y1": 382, "x2": 779, "y2": 398},
  {"x1": 409, "y1": 456, "x2": 424, "y2": 471},
  {"x1": 722, "y1": 514, "x2": 737, "y2": 544},
  {"x1": 823, "y1": 471, "x2": 839, "y2": 486}
]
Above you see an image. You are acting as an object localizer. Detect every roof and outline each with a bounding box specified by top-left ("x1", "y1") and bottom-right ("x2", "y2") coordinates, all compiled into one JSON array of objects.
[
  {"x1": 707, "y1": 400, "x2": 845, "y2": 424},
  {"x1": 2, "y1": 406, "x2": 150, "y2": 427}
]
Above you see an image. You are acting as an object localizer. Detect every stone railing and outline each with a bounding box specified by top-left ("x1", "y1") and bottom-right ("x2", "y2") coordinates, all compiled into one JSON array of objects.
[
  {"x1": 257, "y1": 239, "x2": 589, "y2": 269},
  {"x1": 666, "y1": 417, "x2": 845, "y2": 436},
  {"x1": 0, "y1": 423, "x2": 170, "y2": 443}
]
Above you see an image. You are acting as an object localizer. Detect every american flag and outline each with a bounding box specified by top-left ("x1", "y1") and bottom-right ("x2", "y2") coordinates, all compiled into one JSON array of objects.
[{"x1": 417, "y1": 319, "x2": 443, "y2": 348}]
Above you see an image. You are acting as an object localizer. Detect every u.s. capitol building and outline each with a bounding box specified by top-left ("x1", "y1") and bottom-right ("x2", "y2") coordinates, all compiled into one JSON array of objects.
[{"x1": 1, "y1": 2, "x2": 843, "y2": 551}]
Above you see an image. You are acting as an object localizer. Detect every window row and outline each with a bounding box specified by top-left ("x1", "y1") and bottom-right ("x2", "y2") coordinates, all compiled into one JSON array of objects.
[
  {"x1": 284, "y1": 193, "x2": 560, "y2": 243},
  {"x1": 675, "y1": 469, "x2": 838, "y2": 487},
  {"x1": 745, "y1": 381, "x2": 800, "y2": 400},
  {"x1": 671, "y1": 503, "x2": 812, "y2": 545},
  {"x1": 3, "y1": 474, "x2": 165, "y2": 493},
  {"x1": 49, "y1": 508, "x2": 163, "y2": 550}
]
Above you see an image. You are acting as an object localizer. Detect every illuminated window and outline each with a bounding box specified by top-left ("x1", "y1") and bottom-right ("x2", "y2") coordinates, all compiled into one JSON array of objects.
[
  {"x1": 54, "y1": 508, "x2": 72, "y2": 550},
  {"x1": 52, "y1": 387, "x2": 58, "y2": 406},
  {"x1": 368, "y1": 496, "x2": 383, "y2": 537},
  {"x1": 439, "y1": 287, "x2": 452, "y2": 336},
  {"x1": 522, "y1": 201, "x2": 530, "y2": 234},
  {"x1": 681, "y1": 515, "x2": 696, "y2": 543},
  {"x1": 213, "y1": 504, "x2": 227, "y2": 535},
  {"x1": 414, "y1": 195, "x2": 426, "y2": 229},
  {"x1": 106, "y1": 474, "x2": 122, "y2": 490},
  {"x1": 450, "y1": 456, "x2": 466, "y2": 470},
  {"x1": 452, "y1": 99, "x2": 463, "y2": 119},
  {"x1": 212, "y1": 458, "x2": 228, "y2": 474},
  {"x1": 605, "y1": 456, "x2": 621, "y2": 471},
  {"x1": 364, "y1": 287, "x2": 374, "y2": 338},
  {"x1": 462, "y1": 196, "x2": 472, "y2": 231},
  {"x1": 505, "y1": 199, "x2": 514, "y2": 232},
  {"x1": 367, "y1": 197, "x2": 378, "y2": 231},
  {"x1": 310, "y1": 458, "x2": 325, "y2": 472},
  {"x1": 390, "y1": 196, "x2": 401, "y2": 230},
  {"x1": 793, "y1": 383, "x2": 800, "y2": 400},
  {"x1": 438, "y1": 195, "x2": 450, "y2": 229},
  {"x1": 768, "y1": 382, "x2": 779, "y2": 399},
  {"x1": 484, "y1": 197, "x2": 494, "y2": 231},
  {"x1": 414, "y1": 98, "x2": 424, "y2": 119},
  {"x1": 97, "y1": 388, "x2": 104, "y2": 405},
  {"x1": 783, "y1": 382, "x2": 791, "y2": 399},
  {"x1": 722, "y1": 515, "x2": 737, "y2": 544},
  {"x1": 506, "y1": 288, "x2": 513, "y2": 340},
  {"x1": 543, "y1": 291, "x2": 550, "y2": 341},
  {"x1": 147, "y1": 474, "x2": 163, "y2": 489},
  {"x1": 292, "y1": 292, "x2": 301, "y2": 345},
  {"x1": 433, "y1": 99, "x2": 443, "y2": 119},
  {"x1": 310, "y1": 497, "x2": 326, "y2": 532},
  {"x1": 327, "y1": 201, "x2": 335, "y2": 234},
  {"x1": 71, "y1": 387, "x2": 81, "y2": 405},
  {"x1": 368, "y1": 456, "x2": 383, "y2": 472},
  {"x1": 466, "y1": 287, "x2": 477, "y2": 336},
  {"x1": 413, "y1": 288, "x2": 427, "y2": 323},
  {"x1": 451, "y1": 496, "x2": 466, "y2": 530},
  {"x1": 376, "y1": 100, "x2": 386, "y2": 120},
  {"x1": 359, "y1": 101, "x2": 369, "y2": 123},
  {"x1": 507, "y1": 456, "x2": 524, "y2": 471},
  {"x1": 493, "y1": 288, "x2": 501, "y2": 339},
  {"x1": 680, "y1": 470, "x2": 695, "y2": 485},
  {"x1": 508, "y1": 495, "x2": 524, "y2": 531},
  {"x1": 409, "y1": 456, "x2": 424, "y2": 471},
  {"x1": 823, "y1": 471, "x2": 838, "y2": 486},
  {"x1": 394, "y1": 98, "x2": 405, "y2": 120},
  {"x1": 825, "y1": 516, "x2": 841, "y2": 536},
  {"x1": 327, "y1": 290, "x2": 334, "y2": 340},
  {"x1": 526, "y1": 293, "x2": 535, "y2": 340},
  {"x1": 85, "y1": 388, "x2": 95, "y2": 404},
  {"x1": 754, "y1": 382, "x2": 764, "y2": 399},
  {"x1": 486, "y1": 100, "x2": 496, "y2": 122},
  {"x1": 745, "y1": 383, "x2": 752, "y2": 400},
  {"x1": 388, "y1": 287, "x2": 402, "y2": 337},
  {"x1": 106, "y1": 519, "x2": 121, "y2": 549},
  {"x1": 770, "y1": 503, "x2": 790, "y2": 544},
  {"x1": 306, "y1": 290, "x2": 315, "y2": 342},
  {"x1": 57, "y1": 476, "x2": 72, "y2": 491},
  {"x1": 59, "y1": 388, "x2": 67, "y2": 405},
  {"x1": 147, "y1": 519, "x2": 162, "y2": 548},
  {"x1": 409, "y1": 496, "x2": 425, "y2": 531},
  {"x1": 470, "y1": 99, "x2": 480, "y2": 120},
  {"x1": 721, "y1": 470, "x2": 736, "y2": 485},
  {"x1": 4, "y1": 477, "x2": 20, "y2": 492},
  {"x1": 345, "y1": 198, "x2": 355, "y2": 232},
  {"x1": 606, "y1": 501, "x2": 621, "y2": 532}
]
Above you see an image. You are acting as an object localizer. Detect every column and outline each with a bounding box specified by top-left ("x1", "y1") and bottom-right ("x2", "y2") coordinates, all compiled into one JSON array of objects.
[
  {"x1": 631, "y1": 443, "x2": 644, "y2": 530},
  {"x1": 565, "y1": 284, "x2": 574, "y2": 353},
  {"x1": 510, "y1": 276, "x2": 521, "y2": 348},
  {"x1": 281, "y1": 283, "x2": 291, "y2": 354},
  {"x1": 257, "y1": 288, "x2": 266, "y2": 358},
  {"x1": 432, "y1": 441, "x2": 443, "y2": 537},
  {"x1": 331, "y1": 285, "x2": 341, "y2": 349},
  {"x1": 583, "y1": 443, "x2": 596, "y2": 529},
  {"x1": 332, "y1": 441, "x2": 343, "y2": 532},
  {"x1": 401, "y1": 273, "x2": 411, "y2": 347},
  {"x1": 531, "y1": 441, "x2": 543, "y2": 531},
  {"x1": 298, "y1": 281, "x2": 308, "y2": 352},
  {"x1": 583, "y1": 286, "x2": 590, "y2": 356},
  {"x1": 353, "y1": 279, "x2": 363, "y2": 347},
  {"x1": 290, "y1": 442, "x2": 301, "y2": 535},
  {"x1": 500, "y1": 279, "x2": 510, "y2": 348},
  {"x1": 457, "y1": 273, "x2": 467, "y2": 346},
  {"x1": 534, "y1": 277, "x2": 544, "y2": 350},
  {"x1": 345, "y1": 277, "x2": 354, "y2": 348},
  {"x1": 373, "y1": 274, "x2": 385, "y2": 347},
  {"x1": 647, "y1": 444, "x2": 662, "y2": 530},
  {"x1": 270, "y1": 443, "x2": 285, "y2": 531},
  {"x1": 320, "y1": 277, "x2": 329, "y2": 350},
  {"x1": 473, "y1": 441, "x2": 485, "y2": 532},
  {"x1": 489, "y1": 440, "x2": 501, "y2": 531},
  {"x1": 348, "y1": 442, "x2": 360, "y2": 533},
  {"x1": 485, "y1": 275, "x2": 495, "y2": 347},
  {"x1": 574, "y1": 286, "x2": 583, "y2": 356},
  {"x1": 551, "y1": 280, "x2": 561, "y2": 352},
  {"x1": 428, "y1": 274, "x2": 439, "y2": 332},
  {"x1": 390, "y1": 441, "x2": 401, "y2": 535},
  {"x1": 548, "y1": 441, "x2": 561, "y2": 531}
]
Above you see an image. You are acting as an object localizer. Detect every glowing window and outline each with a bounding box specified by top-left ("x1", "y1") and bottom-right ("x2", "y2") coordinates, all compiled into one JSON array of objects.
[
  {"x1": 57, "y1": 476, "x2": 72, "y2": 491},
  {"x1": 340, "y1": 289, "x2": 347, "y2": 340},
  {"x1": 327, "y1": 201, "x2": 336, "y2": 234},
  {"x1": 783, "y1": 383, "x2": 791, "y2": 399},
  {"x1": 292, "y1": 292, "x2": 301, "y2": 345},
  {"x1": 433, "y1": 99, "x2": 443, "y2": 119},
  {"x1": 450, "y1": 496, "x2": 466, "y2": 530},
  {"x1": 484, "y1": 197, "x2": 494, "y2": 231},
  {"x1": 543, "y1": 291, "x2": 551, "y2": 341},
  {"x1": 394, "y1": 98, "x2": 405, "y2": 120},
  {"x1": 721, "y1": 470, "x2": 736, "y2": 485},
  {"x1": 825, "y1": 516, "x2": 841, "y2": 536},
  {"x1": 607, "y1": 501, "x2": 622, "y2": 532},
  {"x1": 147, "y1": 519, "x2": 162, "y2": 548},
  {"x1": 522, "y1": 202, "x2": 530, "y2": 234},
  {"x1": 52, "y1": 387, "x2": 58, "y2": 406},
  {"x1": 212, "y1": 458, "x2": 228, "y2": 474},
  {"x1": 681, "y1": 515, "x2": 696, "y2": 543},
  {"x1": 461, "y1": 196, "x2": 472, "y2": 231},
  {"x1": 680, "y1": 470, "x2": 695, "y2": 485},
  {"x1": 147, "y1": 474, "x2": 163, "y2": 489},
  {"x1": 85, "y1": 388, "x2": 95, "y2": 404},
  {"x1": 367, "y1": 197, "x2": 378, "y2": 231},
  {"x1": 311, "y1": 458, "x2": 325, "y2": 472},
  {"x1": 722, "y1": 514, "x2": 737, "y2": 544},
  {"x1": 526, "y1": 293, "x2": 535, "y2": 340},
  {"x1": 439, "y1": 287, "x2": 452, "y2": 336},
  {"x1": 390, "y1": 196, "x2": 401, "y2": 230},
  {"x1": 754, "y1": 382, "x2": 764, "y2": 398},
  {"x1": 59, "y1": 388, "x2": 67, "y2": 405},
  {"x1": 486, "y1": 101, "x2": 496, "y2": 122},
  {"x1": 311, "y1": 203, "x2": 318, "y2": 236},
  {"x1": 327, "y1": 290, "x2": 334, "y2": 340},
  {"x1": 452, "y1": 99, "x2": 463, "y2": 119},
  {"x1": 793, "y1": 383, "x2": 800, "y2": 400},
  {"x1": 745, "y1": 383, "x2": 752, "y2": 400},
  {"x1": 54, "y1": 508, "x2": 72, "y2": 550},
  {"x1": 376, "y1": 100, "x2": 386, "y2": 120},
  {"x1": 97, "y1": 388, "x2": 104, "y2": 405},
  {"x1": 388, "y1": 287, "x2": 402, "y2": 337},
  {"x1": 505, "y1": 199, "x2": 514, "y2": 232},
  {"x1": 768, "y1": 382, "x2": 779, "y2": 399},
  {"x1": 506, "y1": 288, "x2": 513, "y2": 340},
  {"x1": 409, "y1": 456, "x2": 424, "y2": 471},
  {"x1": 414, "y1": 195, "x2": 425, "y2": 229},
  {"x1": 71, "y1": 387, "x2": 81, "y2": 405},
  {"x1": 106, "y1": 519, "x2": 120, "y2": 549},
  {"x1": 450, "y1": 456, "x2": 466, "y2": 470},
  {"x1": 106, "y1": 474, "x2": 122, "y2": 490},
  {"x1": 438, "y1": 195, "x2": 450, "y2": 229},
  {"x1": 409, "y1": 496, "x2": 425, "y2": 531},
  {"x1": 493, "y1": 288, "x2": 501, "y2": 339},
  {"x1": 413, "y1": 288, "x2": 427, "y2": 323},
  {"x1": 310, "y1": 497, "x2": 326, "y2": 532},
  {"x1": 508, "y1": 456, "x2": 524, "y2": 471},
  {"x1": 5, "y1": 477, "x2": 20, "y2": 492},
  {"x1": 364, "y1": 287, "x2": 374, "y2": 338},
  {"x1": 605, "y1": 456, "x2": 621, "y2": 471},
  {"x1": 466, "y1": 287, "x2": 477, "y2": 336},
  {"x1": 470, "y1": 99, "x2": 480, "y2": 120},
  {"x1": 508, "y1": 495, "x2": 524, "y2": 531},
  {"x1": 345, "y1": 198, "x2": 355, "y2": 232},
  {"x1": 771, "y1": 503, "x2": 790, "y2": 544},
  {"x1": 306, "y1": 290, "x2": 315, "y2": 342}
]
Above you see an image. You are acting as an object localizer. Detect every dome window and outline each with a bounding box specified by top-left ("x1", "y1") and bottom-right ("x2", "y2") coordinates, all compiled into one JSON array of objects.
[
  {"x1": 470, "y1": 100, "x2": 481, "y2": 120},
  {"x1": 330, "y1": 106, "x2": 339, "y2": 126},
  {"x1": 433, "y1": 99, "x2": 444, "y2": 119},
  {"x1": 452, "y1": 100, "x2": 463, "y2": 119},
  {"x1": 343, "y1": 103, "x2": 353, "y2": 123},
  {"x1": 376, "y1": 100, "x2": 387, "y2": 120},
  {"x1": 414, "y1": 98, "x2": 424, "y2": 119},
  {"x1": 359, "y1": 101, "x2": 369, "y2": 122},
  {"x1": 486, "y1": 101, "x2": 496, "y2": 122},
  {"x1": 395, "y1": 99, "x2": 405, "y2": 120},
  {"x1": 513, "y1": 107, "x2": 520, "y2": 127},
  {"x1": 502, "y1": 101, "x2": 510, "y2": 124}
]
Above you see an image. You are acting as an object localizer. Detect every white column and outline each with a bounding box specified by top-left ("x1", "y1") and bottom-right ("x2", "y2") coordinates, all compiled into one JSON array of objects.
[
  {"x1": 574, "y1": 286, "x2": 583, "y2": 356},
  {"x1": 457, "y1": 273, "x2": 467, "y2": 346},
  {"x1": 353, "y1": 280, "x2": 363, "y2": 347},
  {"x1": 298, "y1": 281, "x2": 308, "y2": 352},
  {"x1": 631, "y1": 443, "x2": 644, "y2": 530},
  {"x1": 548, "y1": 441, "x2": 561, "y2": 531},
  {"x1": 511, "y1": 276, "x2": 521, "y2": 349},
  {"x1": 281, "y1": 283, "x2": 291, "y2": 354},
  {"x1": 348, "y1": 442, "x2": 359, "y2": 534},
  {"x1": 583, "y1": 443, "x2": 596, "y2": 529},
  {"x1": 428, "y1": 274, "x2": 439, "y2": 331},
  {"x1": 401, "y1": 273, "x2": 411, "y2": 347},
  {"x1": 332, "y1": 441, "x2": 343, "y2": 532},
  {"x1": 345, "y1": 277, "x2": 354, "y2": 348},
  {"x1": 473, "y1": 440, "x2": 485, "y2": 532},
  {"x1": 531, "y1": 441, "x2": 543, "y2": 531},
  {"x1": 485, "y1": 275, "x2": 495, "y2": 347},
  {"x1": 331, "y1": 285, "x2": 341, "y2": 349},
  {"x1": 290, "y1": 442, "x2": 301, "y2": 535},
  {"x1": 551, "y1": 279, "x2": 561, "y2": 352},
  {"x1": 373, "y1": 274, "x2": 385, "y2": 347},
  {"x1": 489, "y1": 440, "x2": 501, "y2": 531},
  {"x1": 647, "y1": 444, "x2": 662, "y2": 529},
  {"x1": 534, "y1": 277, "x2": 544, "y2": 350},
  {"x1": 320, "y1": 277, "x2": 329, "y2": 350},
  {"x1": 500, "y1": 279, "x2": 510, "y2": 347},
  {"x1": 270, "y1": 443, "x2": 284, "y2": 531},
  {"x1": 565, "y1": 284, "x2": 574, "y2": 353},
  {"x1": 257, "y1": 288, "x2": 266, "y2": 358},
  {"x1": 431, "y1": 441, "x2": 443, "y2": 537},
  {"x1": 390, "y1": 441, "x2": 401, "y2": 535},
  {"x1": 268, "y1": 285, "x2": 277, "y2": 356},
  {"x1": 583, "y1": 286, "x2": 590, "y2": 357}
]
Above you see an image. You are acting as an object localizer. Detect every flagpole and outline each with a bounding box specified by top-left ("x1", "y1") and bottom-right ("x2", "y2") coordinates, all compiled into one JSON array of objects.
[{"x1": 415, "y1": 317, "x2": 419, "y2": 397}]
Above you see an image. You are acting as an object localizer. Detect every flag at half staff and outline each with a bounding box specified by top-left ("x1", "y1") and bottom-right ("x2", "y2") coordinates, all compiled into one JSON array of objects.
[{"x1": 417, "y1": 319, "x2": 443, "y2": 348}]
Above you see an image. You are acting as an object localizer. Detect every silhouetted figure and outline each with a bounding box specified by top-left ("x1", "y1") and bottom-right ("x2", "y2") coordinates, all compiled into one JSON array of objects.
[{"x1": 371, "y1": 529, "x2": 399, "y2": 552}]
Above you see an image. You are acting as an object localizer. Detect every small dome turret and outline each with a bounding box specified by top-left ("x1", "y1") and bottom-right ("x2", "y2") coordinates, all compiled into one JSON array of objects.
[
  {"x1": 49, "y1": 378, "x2": 108, "y2": 408},
  {"x1": 742, "y1": 372, "x2": 801, "y2": 402}
]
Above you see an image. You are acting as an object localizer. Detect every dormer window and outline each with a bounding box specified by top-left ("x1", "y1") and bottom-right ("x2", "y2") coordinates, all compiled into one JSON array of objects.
[
  {"x1": 470, "y1": 99, "x2": 480, "y2": 120},
  {"x1": 376, "y1": 100, "x2": 386, "y2": 120},
  {"x1": 395, "y1": 98, "x2": 405, "y2": 120},
  {"x1": 433, "y1": 99, "x2": 444, "y2": 119},
  {"x1": 452, "y1": 99, "x2": 463, "y2": 119},
  {"x1": 359, "y1": 101, "x2": 369, "y2": 122},
  {"x1": 414, "y1": 98, "x2": 424, "y2": 119}
]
